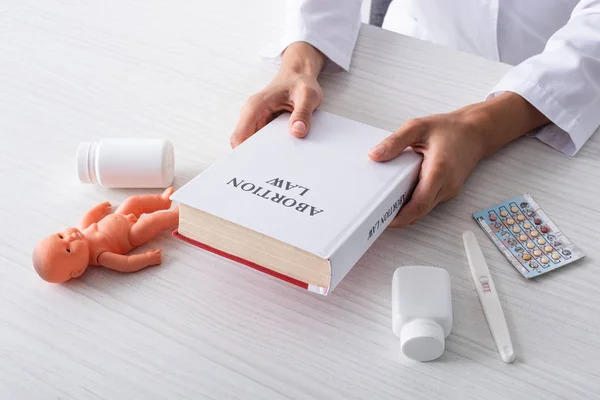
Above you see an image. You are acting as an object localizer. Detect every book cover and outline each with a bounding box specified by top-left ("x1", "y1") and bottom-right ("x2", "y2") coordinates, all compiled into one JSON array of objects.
[{"x1": 171, "y1": 110, "x2": 422, "y2": 295}]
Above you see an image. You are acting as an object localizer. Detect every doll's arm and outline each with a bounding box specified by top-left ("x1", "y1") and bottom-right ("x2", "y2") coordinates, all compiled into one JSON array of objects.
[
  {"x1": 79, "y1": 202, "x2": 112, "y2": 229},
  {"x1": 97, "y1": 250, "x2": 162, "y2": 273}
]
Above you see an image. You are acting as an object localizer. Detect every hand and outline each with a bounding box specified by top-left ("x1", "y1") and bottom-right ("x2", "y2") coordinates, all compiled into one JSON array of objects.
[
  {"x1": 145, "y1": 249, "x2": 163, "y2": 266},
  {"x1": 99, "y1": 202, "x2": 112, "y2": 217},
  {"x1": 369, "y1": 113, "x2": 485, "y2": 228},
  {"x1": 369, "y1": 92, "x2": 550, "y2": 227},
  {"x1": 80, "y1": 201, "x2": 113, "y2": 229},
  {"x1": 230, "y1": 42, "x2": 326, "y2": 148}
]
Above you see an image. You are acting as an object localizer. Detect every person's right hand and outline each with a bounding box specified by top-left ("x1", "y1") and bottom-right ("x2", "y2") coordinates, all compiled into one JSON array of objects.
[{"x1": 230, "y1": 42, "x2": 326, "y2": 148}]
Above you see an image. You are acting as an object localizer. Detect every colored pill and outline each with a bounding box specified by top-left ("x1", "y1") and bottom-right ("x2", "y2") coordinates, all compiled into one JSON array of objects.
[
  {"x1": 534, "y1": 250, "x2": 542, "y2": 257},
  {"x1": 500, "y1": 210, "x2": 508, "y2": 217},
  {"x1": 523, "y1": 222, "x2": 532, "y2": 229},
  {"x1": 519, "y1": 234, "x2": 528, "y2": 241},
  {"x1": 534, "y1": 218, "x2": 542, "y2": 225},
  {"x1": 523, "y1": 254, "x2": 532, "y2": 261},
  {"x1": 531, "y1": 230, "x2": 539, "y2": 237},
  {"x1": 541, "y1": 257, "x2": 549, "y2": 264},
  {"x1": 517, "y1": 215, "x2": 525, "y2": 222},
  {"x1": 513, "y1": 227, "x2": 521, "y2": 233},
  {"x1": 541, "y1": 226, "x2": 550, "y2": 233},
  {"x1": 545, "y1": 245, "x2": 553, "y2": 252},
  {"x1": 506, "y1": 218, "x2": 515, "y2": 225},
  {"x1": 510, "y1": 206, "x2": 518, "y2": 213},
  {"x1": 489, "y1": 214, "x2": 497, "y2": 221},
  {"x1": 552, "y1": 252, "x2": 560, "y2": 260},
  {"x1": 526, "y1": 242, "x2": 535, "y2": 249},
  {"x1": 537, "y1": 238, "x2": 546, "y2": 245}
]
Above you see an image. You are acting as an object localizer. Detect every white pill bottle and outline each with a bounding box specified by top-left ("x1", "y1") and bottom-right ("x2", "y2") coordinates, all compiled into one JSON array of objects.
[
  {"x1": 391, "y1": 266, "x2": 453, "y2": 362},
  {"x1": 77, "y1": 138, "x2": 174, "y2": 188}
]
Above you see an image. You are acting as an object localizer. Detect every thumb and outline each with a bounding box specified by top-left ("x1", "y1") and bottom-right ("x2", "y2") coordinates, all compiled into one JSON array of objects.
[
  {"x1": 368, "y1": 119, "x2": 426, "y2": 161},
  {"x1": 289, "y1": 85, "x2": 322, "y2": 138}
]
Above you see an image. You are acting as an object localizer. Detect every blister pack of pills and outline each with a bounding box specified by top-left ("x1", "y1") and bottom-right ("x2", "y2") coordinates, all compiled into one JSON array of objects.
[{"x1": 473, "y1": 193, "x2": 585, "y2": 279}]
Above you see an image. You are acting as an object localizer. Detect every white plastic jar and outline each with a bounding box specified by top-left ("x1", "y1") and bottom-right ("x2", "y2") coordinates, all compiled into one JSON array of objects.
[
  {"x1": 391, "y1": 266, "x2": 453, "y2": 362},
  {"x1": 77, "y1": 138, "x2": 174, "y2": 188}
]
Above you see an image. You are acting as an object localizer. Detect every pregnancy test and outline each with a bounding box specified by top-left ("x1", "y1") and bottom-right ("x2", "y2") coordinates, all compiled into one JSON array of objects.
[{"x1": 463, "y1": 230, "x2": 515, "y2": 363}]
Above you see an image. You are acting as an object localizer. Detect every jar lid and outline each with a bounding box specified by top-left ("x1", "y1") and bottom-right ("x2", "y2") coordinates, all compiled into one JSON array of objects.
[{"x1": 400, "y1": 319, "x2": 445, "y2": 361}]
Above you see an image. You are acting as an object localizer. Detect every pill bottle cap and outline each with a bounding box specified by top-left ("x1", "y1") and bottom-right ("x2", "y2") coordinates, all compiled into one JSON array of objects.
[
  {"x1": 76, "y1": 142, "x2": 96, "y2": 184},
  {"x1": 400, "y1": 319, "x2": 445, "y2": 362}
]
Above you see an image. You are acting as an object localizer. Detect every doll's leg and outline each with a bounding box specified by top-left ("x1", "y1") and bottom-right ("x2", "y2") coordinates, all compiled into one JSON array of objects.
[
  {"x1": 129, "y1": 207, "x2": 179, "y2": 247},
  {"x1": 116, "y1": 187, "x2": 174, "y2": 217}
]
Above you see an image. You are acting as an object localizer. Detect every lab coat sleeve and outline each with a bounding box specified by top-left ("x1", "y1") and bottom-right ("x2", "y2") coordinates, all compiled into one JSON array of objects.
[
  {"x1": 262, "y1": 0, "x2": 362, "y2": 73},
  {"x1": 487, "y1": 0, "x2": 600, "y2": 156}
]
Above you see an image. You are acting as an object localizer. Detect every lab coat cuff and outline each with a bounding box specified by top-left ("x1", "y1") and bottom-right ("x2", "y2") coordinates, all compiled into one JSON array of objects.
[
  {"x1": 487, "y1": 70, "x2": 596, "y2": 156},
  {"x1": 259, "y1": 36, "x2": 352, "y2": 74}
]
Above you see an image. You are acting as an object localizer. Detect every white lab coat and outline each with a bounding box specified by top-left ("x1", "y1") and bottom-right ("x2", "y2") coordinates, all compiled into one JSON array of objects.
[{"x1": 268, "y1": 0, "x2": 600, "y2": 156}]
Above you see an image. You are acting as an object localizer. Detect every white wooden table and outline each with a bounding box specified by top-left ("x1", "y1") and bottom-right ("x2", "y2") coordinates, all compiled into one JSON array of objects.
[{"x1": 2, "y1": 1, "x2": 599, "y2": 399}]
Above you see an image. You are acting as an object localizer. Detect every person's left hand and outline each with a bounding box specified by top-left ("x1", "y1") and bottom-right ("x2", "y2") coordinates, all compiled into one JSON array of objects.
[
  {"x1": 368, "y1": 111, "x2": 485, "y2": 227},
  {"x1": 368, "y1": 93, "x2": 550, "y2": 228}
]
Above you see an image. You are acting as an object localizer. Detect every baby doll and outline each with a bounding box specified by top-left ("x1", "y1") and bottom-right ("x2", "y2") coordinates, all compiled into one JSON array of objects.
[{"x1": 33, "y1": 187, "x2": 179, "y2": 283}]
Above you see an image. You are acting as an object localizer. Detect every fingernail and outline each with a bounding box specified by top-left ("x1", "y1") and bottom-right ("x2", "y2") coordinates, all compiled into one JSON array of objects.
[
  {"x1": 292, "y1": 121, "x2": 306, "y2": 135},
  {"x1": 369, "y1": 144, "x2": 386, "y2": 158}
]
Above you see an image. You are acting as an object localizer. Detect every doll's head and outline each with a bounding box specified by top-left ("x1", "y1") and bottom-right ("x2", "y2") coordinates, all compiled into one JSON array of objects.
[{"x1": 32, "y1": 228, "x2": 90, "y2": 283}]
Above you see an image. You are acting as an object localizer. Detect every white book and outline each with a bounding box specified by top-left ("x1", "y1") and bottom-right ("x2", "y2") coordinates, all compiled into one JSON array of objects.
[{"x1": 171, "y1": 110, "x2": 422, "y2": 295}]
